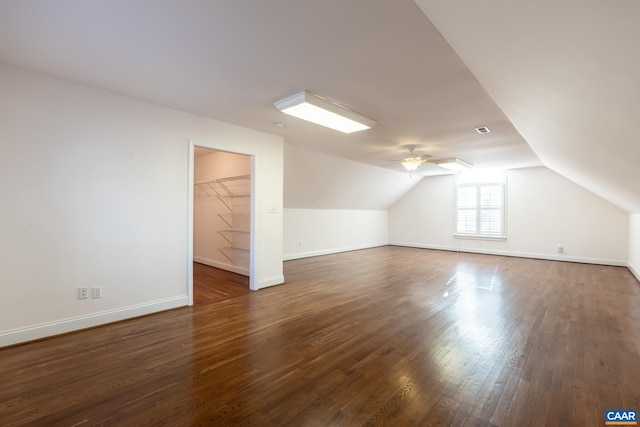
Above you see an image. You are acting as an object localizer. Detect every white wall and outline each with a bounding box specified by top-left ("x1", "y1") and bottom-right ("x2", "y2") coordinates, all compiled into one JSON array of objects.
[
  {"x1": 0, "y1": 64, "x2": 283, "y2": 346},
  {"x1": 284, "y1": 209, "x2": 388, "y2": 260},
  {"x1": 283, "y1": 144, "x2": 416, "y2": 259},
  {"x1": 194, "y1": 151, "x2": 251, "y2": 275},
  {"x1": 629, "y1": 214, "x2": 640, "y2": 281},
  {"x1": 390, "y1": 167, "x2": 629, "y2": 265}
]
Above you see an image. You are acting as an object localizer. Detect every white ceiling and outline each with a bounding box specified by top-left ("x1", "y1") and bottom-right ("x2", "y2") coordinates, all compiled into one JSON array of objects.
[
  {"x1": 415, "y1": 0, "x2": 640, "y2": 212},
  {"x1": 0, "y1": 0, "x2": 539, "y2": 177},
  {"x1": 0, "y1": 0, "x2": 636, "y2": 211}
]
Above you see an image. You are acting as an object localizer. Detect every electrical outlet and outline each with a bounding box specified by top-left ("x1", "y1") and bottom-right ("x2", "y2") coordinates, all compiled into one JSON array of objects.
[
  {"x1": 557, "y1": 244, "x2": 564, "y2": 253},
  {"x1": 92, "y1": 287, "x2": 102, "y2": 299},
  {"x1": 78, "y1": 288, "x2": 88, "y2": 300}
]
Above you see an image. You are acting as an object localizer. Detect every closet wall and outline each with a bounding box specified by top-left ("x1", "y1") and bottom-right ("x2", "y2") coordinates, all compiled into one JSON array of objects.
[{"x1": 194, "y1": 150, "x2": 251, "y2": 275}]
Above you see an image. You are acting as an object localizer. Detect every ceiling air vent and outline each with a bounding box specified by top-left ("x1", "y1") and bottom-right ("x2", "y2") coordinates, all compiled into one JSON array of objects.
[{"x1": 475, "y1": 126, "x2": 491, "y2": 134}]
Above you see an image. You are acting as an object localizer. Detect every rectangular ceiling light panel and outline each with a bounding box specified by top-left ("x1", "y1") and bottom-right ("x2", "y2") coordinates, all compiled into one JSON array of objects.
[
  {"x1": 274, "y1": 91, "x2": 376, "y2": 134},
  {"x1": 435, "y1": 158, "x2": 473, "y2": 171}
]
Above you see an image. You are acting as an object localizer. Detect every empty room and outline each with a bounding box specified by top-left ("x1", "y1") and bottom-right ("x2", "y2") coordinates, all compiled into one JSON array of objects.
[{"x1": 1, "y1": 1, "x2": 639, "y2": 426}]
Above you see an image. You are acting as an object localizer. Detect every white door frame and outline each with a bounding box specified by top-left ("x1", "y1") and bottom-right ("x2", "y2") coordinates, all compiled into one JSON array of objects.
[{"x1": 186, "y1": 139, "x2": 256, "y2": 305}]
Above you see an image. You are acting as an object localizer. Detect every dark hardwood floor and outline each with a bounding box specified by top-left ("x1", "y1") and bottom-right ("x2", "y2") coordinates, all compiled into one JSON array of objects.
[
  {"x1": 2, "y1": 247, "x2": 640, "y2": 426},
  {"x1": 192, "y1": 262, "x2": 250, "y2": 304}
]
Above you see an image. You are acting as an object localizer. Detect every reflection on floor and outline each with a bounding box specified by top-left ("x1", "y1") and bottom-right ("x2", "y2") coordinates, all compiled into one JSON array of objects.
[{"x1": 446, "y1": 262, "x2": 500, "y2": 290}]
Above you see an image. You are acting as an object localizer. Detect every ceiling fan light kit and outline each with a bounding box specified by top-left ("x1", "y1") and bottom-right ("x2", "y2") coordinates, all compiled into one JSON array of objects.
[
  {"x1": 274, "y1": 90, "x2": 376, "y2": 134},
  {"x1": 400, "y1": 157, "x2": 424, "y2": 172}
]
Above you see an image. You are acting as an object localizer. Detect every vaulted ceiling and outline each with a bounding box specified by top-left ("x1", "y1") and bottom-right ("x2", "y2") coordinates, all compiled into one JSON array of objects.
[
  {"x1": 0, "y1": 0, "x2": 637, "y2": 211},
  {"x1": 416, "y1": 0, "x2": 640, "y2": 213}
]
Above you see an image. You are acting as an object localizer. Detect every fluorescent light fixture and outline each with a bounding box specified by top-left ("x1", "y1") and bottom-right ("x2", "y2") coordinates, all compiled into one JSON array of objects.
[
  {"x1": 435, "y1": 158, "x2": 473, "y2": 171},
  {"x1": 274, "y1": 90, "x2": 376, "y2": 133},
  {"x1": 401, "y1": 157, "x2": 423, "y2": 172}
]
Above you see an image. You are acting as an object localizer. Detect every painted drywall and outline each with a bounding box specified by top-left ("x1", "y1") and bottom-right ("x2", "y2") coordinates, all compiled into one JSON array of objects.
[
  {"x1": 284, "y1": 209, "x2": 388, "y2": 260},
  {"x1": 629, "y1": 214, "x2": 640, "y2": 281},
  {"x1": 0, "y1": 64, "x2": 283, "y2": 346},
  {"x1": 282, "y1": 144, "x2": 414, "y2": 260},
  {"x1": 389, "y1": 167, "x2": 628, "y2": 265},
  {"x1": 194, "y1": 151, "x2": 251, "y2": 275},
  {"x1": 284, "y1": 143, "x2": 420, "y2": 210}
]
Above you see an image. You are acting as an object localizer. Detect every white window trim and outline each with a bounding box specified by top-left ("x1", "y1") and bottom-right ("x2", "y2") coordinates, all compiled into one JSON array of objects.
[
  {"x1": 453, "y1": 234, "x2": 507, "y2": 241},
  {"x1": 454, "y1": 175, "x2": 507, "y2": 240}
]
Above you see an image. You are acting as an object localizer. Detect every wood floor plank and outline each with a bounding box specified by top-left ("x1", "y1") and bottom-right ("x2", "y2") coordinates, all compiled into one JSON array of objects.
[{"x1": 2, "y1": 247, "x2": 640, "y2": 426}]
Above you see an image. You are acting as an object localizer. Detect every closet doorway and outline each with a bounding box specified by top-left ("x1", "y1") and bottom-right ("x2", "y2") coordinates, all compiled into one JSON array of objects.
[{"x1": 191, "y1": 146, "x2": 253, "y2": 304}]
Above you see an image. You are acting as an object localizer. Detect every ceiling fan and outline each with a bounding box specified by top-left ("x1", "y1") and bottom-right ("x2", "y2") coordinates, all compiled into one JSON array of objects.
[
  {"x1": 397, "y1": 145, "x2": 431, "y2": 172},
  {"x1": 391, "y1": 145, "x2": 474, "y2": 174}
]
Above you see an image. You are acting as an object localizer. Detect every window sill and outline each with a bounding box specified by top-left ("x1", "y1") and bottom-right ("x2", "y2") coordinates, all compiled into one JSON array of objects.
[{"x1": 453, "y1": 234, "x2": 507, "y2": 242}]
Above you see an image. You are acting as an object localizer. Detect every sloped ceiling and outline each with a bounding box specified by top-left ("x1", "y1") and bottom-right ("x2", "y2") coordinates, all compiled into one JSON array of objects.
[
  {"x1": 416, "y1": 0, "x2": 640, "y2": 213},
  {"x1": 284, "y1": 144, "x2": 420, "y2": 210},
  {"x1": 0, "y1": 1, "x2": 636, "y2": 212},
  {"x1": 0, "y1": 0, "x2": 538, "y2": 181}
]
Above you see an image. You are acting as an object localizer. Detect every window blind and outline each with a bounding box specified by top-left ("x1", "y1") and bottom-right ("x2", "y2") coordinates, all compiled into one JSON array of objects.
[{"x1": 456, "y1": 181, "x2": 505, "y2": 238}]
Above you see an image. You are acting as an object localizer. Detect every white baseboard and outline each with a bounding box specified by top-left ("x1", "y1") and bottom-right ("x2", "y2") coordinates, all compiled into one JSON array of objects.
[
  {"x1": 283, "y1": 242, "x2": 387, "y2": 261},
  {"x1": 0, "y1": 296, "x2": 188, "y2": 348},
  {"x1": 389, "y1": 241, "x2": 627, "y2": 267},
  {"x1": 628, "y1": 264, "x2": 640, "y2": 283},
  {"x1": 194, "y1": 256, "x2": 249, "y2": 276},
  {"x1": 257, "y1": 275, "x2": 285, "y2": 290}
]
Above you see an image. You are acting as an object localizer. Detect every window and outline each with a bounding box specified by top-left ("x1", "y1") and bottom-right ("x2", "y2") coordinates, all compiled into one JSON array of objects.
[{"x1": 455, "y1": 169, "x2": 506, "y2": 239}]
